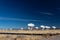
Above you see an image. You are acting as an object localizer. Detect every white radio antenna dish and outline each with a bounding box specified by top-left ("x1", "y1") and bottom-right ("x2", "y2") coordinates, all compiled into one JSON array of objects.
[
  {"x1": 28, "y1": 27, "x2": 30, "y2": 30},
  {"x1": 35, "y1": 27, "x2": 38, "y2": 30},
  {"x1": 52, "y1": 26, "x2": 56, "y2": 30},
  {"x1": 28, "y1": 23, "x2": 35, "y2": 27},
  {"x1": 28, "y1": 23, "x2": 35, "y2": 30},
  {"x1": 20, "y1": 27, "x2": 23, "y2": 30},
  {"x1": 45, "y1": 26, "x2": 50, "y2": 30},
  {"x1": 40, "y1": 25, "x2": 45, "y2": 30}
]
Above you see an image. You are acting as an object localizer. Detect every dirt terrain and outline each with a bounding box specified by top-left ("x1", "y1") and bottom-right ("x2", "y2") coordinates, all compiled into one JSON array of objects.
[
  {"x1": 0, "y1": 34, "x2": 60, "y2": 40},
  {"x1": 0, "y1": 30, "x2": 59, "y2": 40}
]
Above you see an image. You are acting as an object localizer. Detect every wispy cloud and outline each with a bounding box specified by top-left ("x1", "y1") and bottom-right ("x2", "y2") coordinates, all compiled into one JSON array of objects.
[
  {"x1": 0, "y1": 17, "x2": 42, "y2": 22},
  {"x1": 40, "y1": 12, "x2": 53, "y2": 15},
  {"x1": 57, "y1": 8, "x2": 60, "y2": 10}
]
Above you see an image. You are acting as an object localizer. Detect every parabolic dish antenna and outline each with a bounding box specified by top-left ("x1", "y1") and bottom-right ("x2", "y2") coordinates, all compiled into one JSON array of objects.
[
  {"x1": 52, "y1": 26, "x2": 56, "y2": 29},
  {"x1": 40, "y1": 25, "x2": 45, "y2": 30},
  {"x1": 35, "y1": 27, "x2": 38, "y2": 29},
  {"x1": 28, "y1": 23, "x2": 35, "y2": 27}
]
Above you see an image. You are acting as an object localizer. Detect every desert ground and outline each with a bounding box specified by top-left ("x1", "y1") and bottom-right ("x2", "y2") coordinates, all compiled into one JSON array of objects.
[
  {"x1": 0, "y1": 30, "x2": 59, "y2": 40},
  {"x1": 0, "y1": 34, "x2": 60, "y2": 40}
]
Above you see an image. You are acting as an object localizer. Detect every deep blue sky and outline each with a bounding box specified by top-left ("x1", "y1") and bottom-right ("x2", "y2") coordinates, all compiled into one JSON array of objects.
[{"x1": 0, "y1": 0, "x2": 60, "y2": 29}]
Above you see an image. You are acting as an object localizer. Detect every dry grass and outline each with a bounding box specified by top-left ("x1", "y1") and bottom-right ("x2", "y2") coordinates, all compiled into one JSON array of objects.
[
  {"x1": 0, "y1": 34, "x2": 59, "y2": 40},
  {"x1": 0, "y1": 30, "x2": 60, "y2": 34},
  {"x1": 0, "y1": 30, "x2": 59, "y2": 40},
  {"x1": 0, "y1": 34, "x2": 43, "y2": 40}
]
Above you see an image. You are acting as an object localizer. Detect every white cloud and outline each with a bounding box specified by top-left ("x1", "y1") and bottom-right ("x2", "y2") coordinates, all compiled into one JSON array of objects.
[
  {"x1": 40, "y1": 12, "x2": 53, "y2": 15},
  {"x1": 0, "y1": 17, "x2": 42, "y2": 22},
  {"x1": 57, "y1": 8, "x2": 60, "y2": 10}
]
